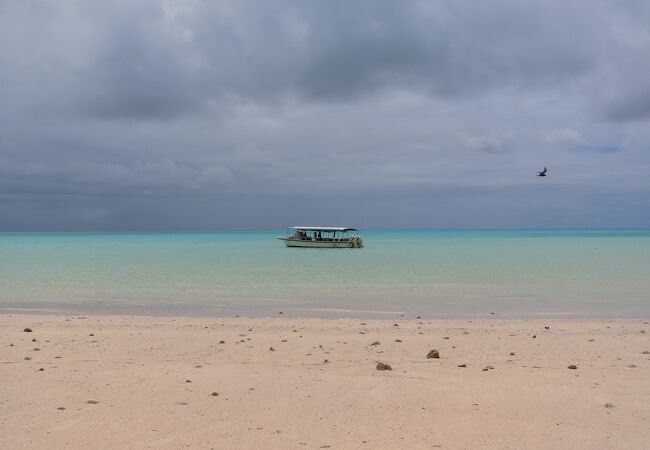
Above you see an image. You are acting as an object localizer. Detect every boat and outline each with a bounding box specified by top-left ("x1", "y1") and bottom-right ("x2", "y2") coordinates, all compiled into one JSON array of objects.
[{"x1": 278, "y1": 226, "x2": 364, "y2": 248}]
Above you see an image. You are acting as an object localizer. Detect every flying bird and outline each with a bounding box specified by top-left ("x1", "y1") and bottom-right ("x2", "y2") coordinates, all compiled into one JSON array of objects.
[{"x1": 537, "y1": 167, "x2": 548, "y2": 177}]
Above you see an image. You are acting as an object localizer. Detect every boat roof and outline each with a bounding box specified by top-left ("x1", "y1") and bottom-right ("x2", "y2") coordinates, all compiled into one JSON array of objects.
[{"x1": 291, "y1": 226, "x2": 358, "y2": 232}]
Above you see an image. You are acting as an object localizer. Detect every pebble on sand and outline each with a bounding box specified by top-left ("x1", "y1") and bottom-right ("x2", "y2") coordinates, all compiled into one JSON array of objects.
[
  {"x1": 604, "y1": 403, "x2": 615, "y2": 408},
  {"x1": 57, "y1": 407, "x2": 65, "y2": 411},
  {"x1": 23, "y1": 328, "x2": 32, "y2": 332},
  {"x1": 219, "y1": 340, "x2": 225, "y2": 344},
  {"x1": 568, "y1": 365, "x2": 578, "y2": 369},
  {"x1": 371, "y1": 341, "x2": 381, "y2": 346},
  {"x1": 427, "y1": 349, "x2": 440, "y2": 359},
  {"x1": 86, "y1": 400, "x2": 99, "y2": 404},
  {"x1": 38, "y1": 368, "x2": 44, "y2": 371},
  {"x1": 269, "y1": 346, "x2": 275, "y2": 351},
  {"x1": 24, "y1": 356, "x2": 32, "y2": 360},
  {"x1": 510, "y1": 352, "x2": 516, "y2": 356},
  {"x1": 458, "y1": 364, "x2": 467, "y2": 368},
  {"x1": 643, "y1": 351, "x2": 649, "y2": 354},
  {"x1": 376, "y1": 362, "x2": 392, "y2": 371},
  {"x1": 395, "y1": 339, "x2": 402, "y2": 342},
  {"x1": 211, "y1": 392, "x2": 219, "y2": 396}
]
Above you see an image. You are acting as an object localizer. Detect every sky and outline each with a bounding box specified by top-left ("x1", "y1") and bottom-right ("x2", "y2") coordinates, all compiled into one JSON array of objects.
[{"x1": 1, "y1": 0, "x2": 650, "y2": 230}]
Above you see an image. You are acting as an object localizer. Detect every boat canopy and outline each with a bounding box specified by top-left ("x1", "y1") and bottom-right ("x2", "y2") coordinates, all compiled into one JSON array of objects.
[{"x1": 291, "y1": 226, "x2": 357, "y2": 232}]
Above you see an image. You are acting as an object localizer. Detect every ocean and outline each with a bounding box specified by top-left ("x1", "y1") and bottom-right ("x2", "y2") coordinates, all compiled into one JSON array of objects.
[{"x1": 1, "y1": 230, "x2": 649, "y2": 318}]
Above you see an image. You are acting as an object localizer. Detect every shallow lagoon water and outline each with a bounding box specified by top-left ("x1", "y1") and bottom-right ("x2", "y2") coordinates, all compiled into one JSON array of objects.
[{"x1": 1, "y1": 230, "x2": 649, "y2": 318}]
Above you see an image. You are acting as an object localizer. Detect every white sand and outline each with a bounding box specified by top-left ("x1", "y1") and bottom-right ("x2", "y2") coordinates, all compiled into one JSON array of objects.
[{"x1": 1, "y1": 314, "x2": 649, "y2": 449}]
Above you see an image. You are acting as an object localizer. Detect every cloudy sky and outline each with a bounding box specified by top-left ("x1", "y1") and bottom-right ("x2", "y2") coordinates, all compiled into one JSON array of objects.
[{"x1": 1, "y1": 0, "x2": 649, "y2": 230}]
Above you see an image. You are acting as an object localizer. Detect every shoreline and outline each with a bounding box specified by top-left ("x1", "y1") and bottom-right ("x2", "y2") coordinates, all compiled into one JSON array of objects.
[{"x1": 2, "y1": 314, "x2": 649, "y2": 449}]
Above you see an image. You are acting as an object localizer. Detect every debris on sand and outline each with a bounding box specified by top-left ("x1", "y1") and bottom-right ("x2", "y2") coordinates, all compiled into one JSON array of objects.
[
  {"x1": 376, "y1": 362, "x2": 392, "y2": 371},
  {"x1": 86, "y1": 400, "x2": 99, "y2": 404},
  {"x1": 269, "y1": 347, "x2": 275, "y2": 351},
  {"x1": 427, "y1": 349, "x2": 440, "y2": 359},
  {"x1": 395, "y1": 339, "x2": 402, "y2": 343},
  {"x1": 23, "y1": 328, "x2": 32, "y2": 333},
  {"x1": 211, "y1": 392, "x2": 219, "y2": 396},
  {"x1": 604, "y1": 403, "x2": 615, "y2": 408},
  {"x1": 371, "y1": 341, "x2": 380, "y2": 346},
  {"x1": 458, "y1": 364, "x2": 467, "y2": 368},
  {"x1": 567, "y1": 365, "x2": 578, "y2": 370}
]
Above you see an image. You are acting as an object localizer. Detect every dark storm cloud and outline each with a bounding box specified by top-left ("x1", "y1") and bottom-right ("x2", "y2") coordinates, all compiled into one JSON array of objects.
[{"x1": 1, "y1": 0, "x2": 650, "y2": 230}]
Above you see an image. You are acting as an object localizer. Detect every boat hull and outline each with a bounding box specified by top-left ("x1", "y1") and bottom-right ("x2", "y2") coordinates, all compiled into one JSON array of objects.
[{"x1": 279, "y1": 238, "x2": 354, "y2": 248}]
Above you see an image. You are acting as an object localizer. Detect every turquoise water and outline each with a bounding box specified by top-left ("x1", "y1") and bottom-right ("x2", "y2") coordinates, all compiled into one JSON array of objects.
[{"x1": 1, "y1": 230, "x2": 649, "y2": 318}]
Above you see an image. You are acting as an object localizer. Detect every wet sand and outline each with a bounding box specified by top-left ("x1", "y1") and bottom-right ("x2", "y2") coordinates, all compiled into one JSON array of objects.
[{"x1": 1, "y1": 314, "x2": 649, "y2": 449}]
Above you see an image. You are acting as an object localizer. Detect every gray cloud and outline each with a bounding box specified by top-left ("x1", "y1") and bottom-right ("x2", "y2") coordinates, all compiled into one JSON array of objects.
[{"x1": 1, "y1": 0, "x2": 649, "y2": 230}]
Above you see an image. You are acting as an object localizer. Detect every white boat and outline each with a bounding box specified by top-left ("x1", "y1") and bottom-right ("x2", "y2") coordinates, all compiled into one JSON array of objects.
[{"x1": 278, "y1": 226, "x2": 364, "y2": 248}]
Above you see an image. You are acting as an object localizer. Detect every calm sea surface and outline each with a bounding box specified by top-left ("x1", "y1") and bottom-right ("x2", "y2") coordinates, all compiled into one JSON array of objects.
[{"x1": 1, "y1": 230, "x2": 649, "y2": 318}]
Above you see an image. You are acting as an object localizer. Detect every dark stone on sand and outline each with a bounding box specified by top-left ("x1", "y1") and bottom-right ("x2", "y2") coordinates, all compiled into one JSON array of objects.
[
  {"x1": 568, "y1": 365, "x2": 578, "y2": 369},
  {"x1": 39, "y1": 368, "x2": 44, "y2": 371},
  {"x1": 89, "y1": 333, "x2": 94, "y2": 336},
  {"x1": 628, "y1": 364, "x2": 636, "y2": 368},
  {"x1": 458, "y1": 364, "x2": 467, "y2": 368},
  {"x1": 482, "y1": 367, "x2": 489, "y2": 372},
  {"x1": 211, "y1": 392, "x2": 219, "y2": 396},
  {"x1": 32, "y1": 338, "x2": 37, "y2": 342},
  {"x1": 57, "y1": 407, "x2": 65, "y2": 410},
  {"x1": 427, "y1": 349, "x2": 440, "y2": 359},
  {"x1": 87, "y1": 400, "x2": 99, "y2": 404},
  {"x1": 323, "y1": 359, "x2": 329, "y2": 363},
  {"x1": 376, "y1": 362, "x2": 392, "y2": 371},
  {"x1": 278, "y1": 312, "x2": 284, "y2": 315},
  {"x1": 395, "y1": 339, "x2": 402, "y2": 342},
  {"x1": 219, "y1": 340, "x2": 225, "y2": 344},
  {"x1": 416, "y1": 316, "x2": 421, "y2": 319},
  {"x1": 443, "y1": 336, "x2": 450, "y2": 339},
  {"x1": 186, "y1": 379, "x2": 192, "y2": 383},
  {"x1": 532, "y1": 335, "x2": 536, "y2": 338},
  {"x1": 643, "y1": 351, "x2": 649, "y2": 354},
  {"x1": 393, "y1": 323, "x2": 399, "y2": 327},
  {"x1": 544, "y1": 326, "x2": 550, "y2": 330},
  {"x1": 371, "y1": 341, "x2": 380, "y2": 346},
  {"x1": 510, "y1": 352, "x2": 516, "y2": 356},
  {"x1": 604, "y1": 403, "x2": 615, "y2": 408},
  {"x1": 269, "y1": 346, "x2": 275, "y2": 351},
  {"x1": 641, "y1": 330, "x2": 646, "y2": 333},
  {"x1": 24, "y1": 356, "x2": 32, "y2": 360},
  {"x1": 33, "y1": 348, "x2": 40, "y2": 351},
  {"x1": 24, "y1": 328, "x2": 32, "y2": 332}
]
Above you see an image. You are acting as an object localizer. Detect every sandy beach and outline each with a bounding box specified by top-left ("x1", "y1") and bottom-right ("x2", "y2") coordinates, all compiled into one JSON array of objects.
[{"x1": 1, "y1": 314, "x2": 649, "y2": 449}]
